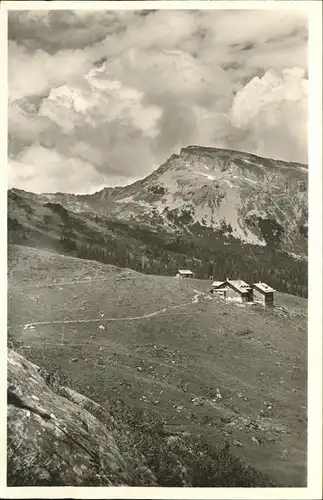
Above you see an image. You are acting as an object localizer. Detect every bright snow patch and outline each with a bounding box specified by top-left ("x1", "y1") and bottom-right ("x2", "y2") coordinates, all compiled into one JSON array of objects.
[
  {"x1": 115, "y1": 196, "x2": 134, "y2": 204},
  {"x1": 243, "y1": 177, "x2": 258, "y2": 185},
  {"x1": 196, "y1": 172, "x2": 216, "y2": 181}
]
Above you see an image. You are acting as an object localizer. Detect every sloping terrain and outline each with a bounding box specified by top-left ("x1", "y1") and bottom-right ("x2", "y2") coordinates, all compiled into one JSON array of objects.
[
  {"x1": 83, "y1": 146, "x2": 308, "y2": 254},
  {"x1": 8, "y1": 245, "x2": 307, "y2": 487},
  {"x1": 7, "y1": 149, "x2": 308, "y2": 298},
  {"x1": 7, "y1": 349, "x2": 156, "y2": 486},
  {"x1": 10, "y1": 146, "x2": 307, "y2": 254}
]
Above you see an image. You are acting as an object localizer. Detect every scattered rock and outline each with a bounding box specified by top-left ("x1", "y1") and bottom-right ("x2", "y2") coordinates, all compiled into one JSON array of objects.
[
  {"x1": 220, "y1": 415, "x2": 232, "y2": 424},
  {"x1": 251, "y1": 436, "x2": 260, "y2": 446},
  {"x1": 98, "y1": 325, "x2": 105, "y2": 331},
  {"x1": 191, "y1": 396, "x2": 204, "y2": 406},
  {"x1": 233, "y1": 440, "x2": 243, "y2": 448},
  {"x1": 137, "y1": 366, "x2": 142, "y2": 372},
  {"x1": 70, "y1": 358, "x2": 78, "y2": 363}
]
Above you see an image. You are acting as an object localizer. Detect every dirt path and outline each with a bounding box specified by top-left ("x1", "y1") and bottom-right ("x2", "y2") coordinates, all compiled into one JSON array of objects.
[{"x1": 20, "y1": 290, "x2": 205, "y2": 330}]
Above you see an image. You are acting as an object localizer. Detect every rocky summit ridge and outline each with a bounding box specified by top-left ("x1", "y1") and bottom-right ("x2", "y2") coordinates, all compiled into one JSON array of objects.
[
  {"x1": 35, "y1": 146, "x2": 308, "y2": 254},
  {"x1": 8, "y1": 146, "x2": 308, "y2": 297},
  {"x1": 114, "y1": 146, "x2": 305, "y2": 248}
]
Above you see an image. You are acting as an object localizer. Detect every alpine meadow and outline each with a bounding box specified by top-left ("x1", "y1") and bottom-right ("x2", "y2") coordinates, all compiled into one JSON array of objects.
[{"x1": 6, "y1": 7, "x2": 310, "y2": 491}]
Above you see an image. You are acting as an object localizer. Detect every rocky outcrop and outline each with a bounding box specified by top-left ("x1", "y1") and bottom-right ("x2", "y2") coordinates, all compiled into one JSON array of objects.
[{"x1": 7, "y1": 349, "x2": 156, "y2": 486}]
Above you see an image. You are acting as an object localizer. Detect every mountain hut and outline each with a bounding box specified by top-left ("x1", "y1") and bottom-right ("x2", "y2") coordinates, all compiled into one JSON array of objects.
[
  {"x1": 212, "y1": 279, "x2": 253, "y2": 302},
  {"x1": 252, "y1": 282, "x2": 275, "y2": 306},
  {"x1": 176, "y1": 270, "x2": 194, "y2": 279}
]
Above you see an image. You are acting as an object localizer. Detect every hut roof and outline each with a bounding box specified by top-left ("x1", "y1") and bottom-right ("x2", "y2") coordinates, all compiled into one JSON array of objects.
[
  {"x1": 212, "y1": 279, "x2": 252, "y2": 294},
  {"x1": 227, "y1": 280, "x2": 252, "y2": 294},
  {"x1": 253, "y1": 282, "x2": 275, "y2": 293}
]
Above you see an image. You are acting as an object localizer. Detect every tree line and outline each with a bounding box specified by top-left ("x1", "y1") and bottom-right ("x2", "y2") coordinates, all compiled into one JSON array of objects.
[{"x1": 58, "y1": 225, "x2": 307, "y2": 298}]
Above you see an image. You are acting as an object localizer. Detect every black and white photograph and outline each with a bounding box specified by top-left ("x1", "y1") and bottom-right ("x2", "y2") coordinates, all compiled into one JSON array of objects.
[{"x1": 2, "y1": 1, "x2": 322, "y2": 498}]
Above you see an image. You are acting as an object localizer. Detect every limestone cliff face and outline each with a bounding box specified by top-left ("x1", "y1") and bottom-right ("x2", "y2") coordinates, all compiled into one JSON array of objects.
[
  {"x1": 10, "y1": 146, "x2": 307, "y2": 254},
  {"x1": 89, "y1": 146, "x2": 307, "y2": 252},
  {"x1": 7, "y1": 349, "x2": 156, "y2": 486}
]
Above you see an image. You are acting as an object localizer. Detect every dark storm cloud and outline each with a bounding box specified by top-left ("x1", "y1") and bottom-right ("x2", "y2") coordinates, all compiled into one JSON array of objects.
[{"x1": 8, "y1": 11, "x2": 128, "y2": 52}]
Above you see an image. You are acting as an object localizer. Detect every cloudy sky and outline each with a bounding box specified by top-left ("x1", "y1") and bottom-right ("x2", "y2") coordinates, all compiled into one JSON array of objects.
[{"x1": 8, "y1": 8, "x2": 308, "y2": 194}]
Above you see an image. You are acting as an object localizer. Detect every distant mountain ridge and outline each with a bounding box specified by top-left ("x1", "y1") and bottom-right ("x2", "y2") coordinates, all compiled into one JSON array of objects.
[
  {"x1": 10, "y1": 146, "x2": 307, "y2": 254},
  {"x1": 8, "y1": 146, "x2": 308, "y2": 297}
]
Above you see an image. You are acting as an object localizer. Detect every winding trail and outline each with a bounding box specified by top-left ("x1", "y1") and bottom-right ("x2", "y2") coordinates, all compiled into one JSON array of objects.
[{"x1": 20, "y1": 290, "x2": 205, "y2": 330}]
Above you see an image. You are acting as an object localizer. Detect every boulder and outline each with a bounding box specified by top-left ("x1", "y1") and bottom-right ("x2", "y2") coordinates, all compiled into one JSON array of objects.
[{"x1": 7, "y1": 349, "x2": 156, "y2": 486}]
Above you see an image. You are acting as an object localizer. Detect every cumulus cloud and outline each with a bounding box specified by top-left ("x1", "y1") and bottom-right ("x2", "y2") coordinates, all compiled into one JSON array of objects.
[
  {"x1": 8, "y1": 9, "x2": 308, "y2": 193},
  {"x1": 229, "y1": 67, "x2": 308, "y2": 162},
  {"x1": 8, "y1": 10, "x2": 130, "y2": 52},
  {"x1": 39, "y1": 71, "x2": 161, "y2": 137},
  {"x1": 9, "y1": 144, "x2": 114, "y2": 194},
  {"x1": 8, "y1": 40, "x2": 98, "y2": 101},
  {"x1": 8, "y1": 99, "x2": 52, "y2": 156}
]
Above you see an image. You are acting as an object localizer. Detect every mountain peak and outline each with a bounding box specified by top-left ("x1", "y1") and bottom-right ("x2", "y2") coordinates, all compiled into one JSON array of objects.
[
  {"x1": 180, "y1": 145, "x2": 307, "y2": 169},
  {"x1": 8, "y1": 145, "x2": 307, "y2": 256}
]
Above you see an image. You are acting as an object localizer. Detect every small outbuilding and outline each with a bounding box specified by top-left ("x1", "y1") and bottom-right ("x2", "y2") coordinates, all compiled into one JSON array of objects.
[
  {"x1": 210, "y1": 281, "x2": 227, "y2": 298},
  {"x1": 252, "y1": 282, "x2": 275, "y2": 306},
  {"x1": 212, "y1": 279, "x2": 253, "y2": 303},
  {"x1": 176, "y1": 269, "x2": 194, "y2": 279}
]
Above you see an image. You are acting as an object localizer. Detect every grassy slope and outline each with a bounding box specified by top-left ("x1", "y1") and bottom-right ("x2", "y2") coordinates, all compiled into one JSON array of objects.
[
  {"x1": 8, "y1": 245, "x2": 307, "y2": 486},
  {"x1": 8, "y1": 188, "x2": 308, "y2": 299}
]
